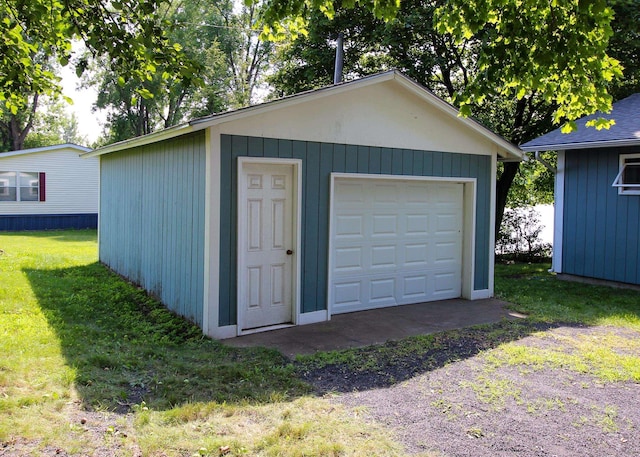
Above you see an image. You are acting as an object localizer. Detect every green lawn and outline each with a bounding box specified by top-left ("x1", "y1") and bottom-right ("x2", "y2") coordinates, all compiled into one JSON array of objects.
[
  {"x1": 0, "y1": 230, "x2": 404, "y2": 456},
  {"x1": 0, "y1": 231, "x2": 638, "y2": 456}
]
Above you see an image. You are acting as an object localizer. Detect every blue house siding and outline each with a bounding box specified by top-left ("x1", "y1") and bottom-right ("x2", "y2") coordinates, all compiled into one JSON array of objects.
[
  {"x1": 562, "y1": 146, "x2": 640, "y2": 285},
  {"x1": 219, "y1": 134, "x2": 492, "y2": 326},
  {"x1": 100, "y1": 132, "x2": 207, "y2": 325},
  {"x1": 0, "y1": 213, "x2": 98, "y2": 231}
]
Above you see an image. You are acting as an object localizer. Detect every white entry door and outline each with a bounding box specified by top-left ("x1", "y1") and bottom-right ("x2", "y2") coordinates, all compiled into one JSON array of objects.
[
  {"x1": 330, "y1": 177, "x2": 464, "y2": 314},
  {"x1": 239, "y1": 161, "x2": 296, "y2": 330}
]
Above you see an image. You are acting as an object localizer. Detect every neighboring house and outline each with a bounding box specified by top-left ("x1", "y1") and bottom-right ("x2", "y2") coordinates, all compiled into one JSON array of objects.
[
  {"x1": 521, "y1": 93, "x2": 640, "y2": 287},
  {"x1": 0, "y1": 143, "x2": 99, "y2": 231},
  {"x1": 85, "y1": 70, "x2": 523, "y2": 339}
]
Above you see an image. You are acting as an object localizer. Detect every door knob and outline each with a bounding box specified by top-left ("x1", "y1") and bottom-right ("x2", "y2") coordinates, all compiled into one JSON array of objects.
[{"x1": 286, "y1": 249, "x2": 293, "y2": 255}]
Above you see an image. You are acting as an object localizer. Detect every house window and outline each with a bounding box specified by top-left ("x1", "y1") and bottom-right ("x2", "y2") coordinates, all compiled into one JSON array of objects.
[
  {"x1": 0, "y1": 171, "x2": 45, "y2": 202},
  {"x1": 612, "y1": 154, "x2": 640, "y2": 195},
  {"x1": 0, "y1": 171, "x2": 17, "y2": 201}
]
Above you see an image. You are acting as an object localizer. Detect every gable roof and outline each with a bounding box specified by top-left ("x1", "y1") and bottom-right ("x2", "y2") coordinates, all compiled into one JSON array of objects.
[
  {"x1": 85, "y1": 71, "x2": 523, "y2": 161},
  {"x1": 521, "y1": 93, "x2": 640, "y2": 152},
  {"x1": 0, "y1": 143, "x2": 92, "y2": 158}
]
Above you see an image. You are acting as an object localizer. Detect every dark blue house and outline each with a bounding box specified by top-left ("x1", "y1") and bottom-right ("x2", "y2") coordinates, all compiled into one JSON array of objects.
[{"x1": 522, "y1": 93, "x2": 640, "y2": 288}]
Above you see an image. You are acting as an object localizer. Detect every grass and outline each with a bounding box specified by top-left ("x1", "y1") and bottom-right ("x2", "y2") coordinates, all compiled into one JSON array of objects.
[
  {"x1": 494, "y1": 262, "x2": 640, "y2": 329},
  {"x1": 0, "y1": 230, "x2": 407, "y2": 456},
  {"x1": 1, "y1": 231, "x2": 639, "y2": 456}
]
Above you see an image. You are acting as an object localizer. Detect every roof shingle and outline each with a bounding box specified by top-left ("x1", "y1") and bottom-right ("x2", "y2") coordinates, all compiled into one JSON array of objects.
[{"x1": 520, "y1": 93, "x2": 640, "y2": 151}]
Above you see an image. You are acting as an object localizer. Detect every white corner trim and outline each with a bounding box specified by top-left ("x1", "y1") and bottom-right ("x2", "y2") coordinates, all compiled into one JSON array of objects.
[
  {"x1": 470, "y1": 289, "x2": 492, "y2": 300},
  {"x1": 211, "y1": 325, "x2": 238, "y2": 340},
  {"x1": 552, "y1": 150, "x2": 565, "y2": 273},
  {"x1": 204, "y1": 126, "x2": 222, "y2": 337},
  {"x1": 488, "y1": 153, "x2": 497, "y2": 296},
  {"x1": 297, "y1": 310, "x2": 329, "y2": 326},
  {"x1": 461, "y1": 179, "x2": 477, "y2": 300}
]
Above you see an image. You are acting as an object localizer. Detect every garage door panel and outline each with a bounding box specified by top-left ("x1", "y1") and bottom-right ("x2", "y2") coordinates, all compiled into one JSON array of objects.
[
  {"x1": 372, "y1": 214, "x2": 398, "y2": 236},
  {"x1": 374, "y1": 183, "x2": 400, "y2": 203},
  {"x1": 335, "y1": 181, "x2": 365, "y2": 203},
  {"x1": 402, "y1": 274, "x2": 428, "y2": 299},
  {"x1": 406, "y1": 214, "x2": 429, "y2": 234},
  {"x1": 331, "y1": 177, "x2": 463, "y2": 314},
  {"x1": 335, "y1": 214, "x2": 364, "y2": 239},
  {"x1": 369, "y1": 278, "x2": 396, "y2": 303},
  {"x1": 434, "y1": 271, "x2": 459, "y2": 295},
  {"x1": 436, "y1": 213, "x2": 461, "y2": 233},
  {"x1": 403, "y1": 242, "x2": 429, "y2": 267},
  {"x1": 371, "y1": 245, "x2": 397, "y2": 269},
  {"x1": 334, "y1": 246, "x2": 363, "y2": 273},
  {"x1": 333, "y1": 280, "x2": 364, "y2": 307},
  {"x1": 435, "y1": 241, "x2": 460, "y2": 263}
]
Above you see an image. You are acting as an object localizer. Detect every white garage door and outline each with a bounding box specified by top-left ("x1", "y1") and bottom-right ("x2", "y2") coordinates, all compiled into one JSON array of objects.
[{"x1": 330, "y1": 177, "x2": 464, "y2": 314}]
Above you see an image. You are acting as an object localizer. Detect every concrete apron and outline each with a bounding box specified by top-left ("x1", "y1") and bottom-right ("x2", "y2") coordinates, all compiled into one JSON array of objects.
[{"x1": 223, "y1": 298, "x2": 520, "y2": 359}]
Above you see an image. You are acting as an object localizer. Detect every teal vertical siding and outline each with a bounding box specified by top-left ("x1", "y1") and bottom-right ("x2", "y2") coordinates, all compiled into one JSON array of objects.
[
  {"x1": 219, "y1": 134, "x2": 493, "y2": 326},
  {"x1": 562, "y1": 146, "x2": 640, "y2": 285},
  {"x1": 100, "y1": 132, "x2": 206, "y2": 325}
]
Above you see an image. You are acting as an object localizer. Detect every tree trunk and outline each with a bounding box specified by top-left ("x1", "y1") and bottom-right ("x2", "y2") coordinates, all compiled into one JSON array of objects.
[{"x1": 495, "y1": 161, "x2": 520, "y2": 240}]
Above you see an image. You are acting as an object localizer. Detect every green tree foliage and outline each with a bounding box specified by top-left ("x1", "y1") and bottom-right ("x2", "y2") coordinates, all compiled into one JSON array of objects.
[
  {"x1": 269, "y1": 0, "x2": 559, "y2": 233},
  {"x1": 260, "y1": 0, "x2": 622, "y2": 129},
  {"x1": 93, "y1": 0, "x2": 275, "y2": 143},
  {"x1": 0, "y1": 95, "x2": 86, "y2": 152},
  {"x1": 265, "y1": 0, "x2": 633, "y2": 235},
  {"x1": 607, "y1": 0, "x2": 640, "y2": 100},
  {"x1": 215, "y1": 2, "x2": 275, "y2": 109},
  {"x1": 1, "y1": 0, "x2": 199, "y2": 116}
]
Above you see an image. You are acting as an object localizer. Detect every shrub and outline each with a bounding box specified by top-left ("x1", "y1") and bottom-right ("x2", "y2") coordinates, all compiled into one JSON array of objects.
[{"x1": 496, "y1": 206, "x2": 552, "y2": 262}]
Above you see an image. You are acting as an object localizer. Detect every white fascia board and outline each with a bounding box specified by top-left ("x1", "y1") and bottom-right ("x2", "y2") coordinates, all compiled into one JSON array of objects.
[
  {"x1": 1, "y1": 143, "x2": 91, "y2": 158},
  {"x1": 520, "y1": 138, "x2": 640, "y2": 152},
  {"x1": 82, "y1": 123, "x2": 194, "y2": 157}
]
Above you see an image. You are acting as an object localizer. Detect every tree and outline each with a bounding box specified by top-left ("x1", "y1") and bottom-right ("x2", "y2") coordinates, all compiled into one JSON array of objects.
[
  {"x1": 0, "y1": 92, "x2": 39, "y2": 152},
  {"x1": 215, "y1": 1, "x2": 276, "y2": 108},
  {"x1": 259, "y1": 0, "x2": 622, "y2": 128},
  {"x1": 265, "y1": 0, "x2": 626, "y2": 236},
  {"x1": 269, "y1": 0, "x2": 560, "y2": 233},
  {"x1": 1, "y1": 95, "x2": 86, "y2": 152},
  {"x1": 607, "y1": 0, "x2": 640, "y2": 101},
  {"x1": 88, "y1": 0, "x2": 230, "y2": 143},
  {"x1": 1, "y1": 0, "x2": 200, "y2": 116}
]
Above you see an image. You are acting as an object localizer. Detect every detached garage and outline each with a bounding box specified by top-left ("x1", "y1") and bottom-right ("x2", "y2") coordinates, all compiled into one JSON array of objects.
[{"x1": 86, "y1": 70, "x2": 523, "y2": 339}]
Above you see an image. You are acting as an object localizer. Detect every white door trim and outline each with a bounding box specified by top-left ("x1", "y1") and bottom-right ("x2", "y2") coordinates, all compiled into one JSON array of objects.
[
  {"x1": 237, "y1": 157, "x2": 302, "y2": 335},
  {"x1": 552, "y1": 150, "x2": 565, "y2": 273},
  {"x1": 327, "y1": 173, "x2": 477, "y2": 317}
]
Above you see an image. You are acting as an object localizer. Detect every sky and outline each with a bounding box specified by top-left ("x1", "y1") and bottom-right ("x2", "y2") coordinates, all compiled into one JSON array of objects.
[{"x1": 60, "y1": 63, "x2": 106, "y2": 145}]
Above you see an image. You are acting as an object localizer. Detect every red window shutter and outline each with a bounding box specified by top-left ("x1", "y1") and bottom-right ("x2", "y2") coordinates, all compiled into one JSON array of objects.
[{"x1": 39, "y1": 172, "x2": 46, "y2": 202}]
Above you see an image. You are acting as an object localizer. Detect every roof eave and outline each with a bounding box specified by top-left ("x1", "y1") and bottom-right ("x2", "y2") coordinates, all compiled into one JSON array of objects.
[
  {"x1": 0, "y1": 143, "x2": 92, "y2": 158},
  {"x1": 520, "y1": 138, "x2": 640, "y2": 152},
  {"x1": 87, "y1": 70, "x2": 524, "y2": 161},
  {"x1": 83, "y1": 122, "x2": 195, "y2": 157}
]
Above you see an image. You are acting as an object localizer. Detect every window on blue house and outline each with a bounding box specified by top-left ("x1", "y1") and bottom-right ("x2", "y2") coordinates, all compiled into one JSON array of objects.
[
  {"x1": 612, "y1": 154, "x2": 640, "y2": 195},
  {"x1": 0, "y1": 171, "x2": 45, "y2": 202}
]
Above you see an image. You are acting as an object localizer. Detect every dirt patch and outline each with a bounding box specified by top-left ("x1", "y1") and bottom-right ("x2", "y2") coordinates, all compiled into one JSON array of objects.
[
  {"x1": 296, "y1": 321, "x2": 561, "y2": 393},
  {"x1": 303, "y1": 325, "x2": 640, "y2": 457}
]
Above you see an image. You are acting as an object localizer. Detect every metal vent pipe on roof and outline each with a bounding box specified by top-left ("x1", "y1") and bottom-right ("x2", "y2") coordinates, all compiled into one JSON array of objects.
[{"x1": 333, "y1": 33, "x2": 344, "y2": 84}]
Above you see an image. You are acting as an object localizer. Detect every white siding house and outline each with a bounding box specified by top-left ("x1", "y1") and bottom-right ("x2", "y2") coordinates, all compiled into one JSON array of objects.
[{"x1": 0, "y1": 143, "x2": 99, "y2": 230}]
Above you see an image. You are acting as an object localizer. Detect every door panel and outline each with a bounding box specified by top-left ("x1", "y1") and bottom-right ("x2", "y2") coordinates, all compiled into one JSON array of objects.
[{"x1": 240, "y1": 162, "x2": 294, "y2": 330}]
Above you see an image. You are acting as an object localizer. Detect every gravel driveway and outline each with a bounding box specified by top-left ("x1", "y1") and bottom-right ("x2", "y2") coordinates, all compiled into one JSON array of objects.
[{"x1": 299, "y1": 323, "x2": 640, "y2": 457}]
